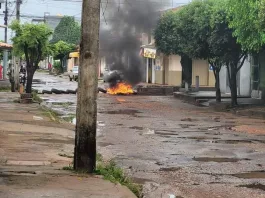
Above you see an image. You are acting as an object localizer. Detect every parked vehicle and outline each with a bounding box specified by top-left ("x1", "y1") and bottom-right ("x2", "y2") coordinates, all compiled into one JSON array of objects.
[{"x1": 69, "y1": 66, "x2": 79, "y2": 81}]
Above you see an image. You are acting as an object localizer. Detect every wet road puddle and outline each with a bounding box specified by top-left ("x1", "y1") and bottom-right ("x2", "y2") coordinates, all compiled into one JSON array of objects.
[
  {"x1": 180, "y1": 118, "x2": 198, "y2": 122},
  {"x1": 159, "y1": 167, "x2": 181, "y2": 172},
  {"x1": 100, "y1": 109, "x2": 141, "y2": 115},
  {"x1": 179, "y1": 124, "x2": 195, "y2": 128},
  {"x1": 99, "y1": 109, "x2": 145, "y2": 117},
  {"x1": 177, "y1": 136, "x2": 220, "y2": 142},
  {"x1": 155, "y1": 131, "x2": 179, "y2": 136},
  {"x1": 213, "y1": 139, "x2": 253, "y2": 144},
  {"x1": 193, "y1": 157, "x2": 250, "y2": 163},
  {"x1": 239, "y1": 183, "x2": 265, "y2": 191},
  {"x1": 233, "y1": 171, "x2": 265, "y2": 179},
  {"x1": 129, "y1": 126, "x2": 144, "y2": 130}
]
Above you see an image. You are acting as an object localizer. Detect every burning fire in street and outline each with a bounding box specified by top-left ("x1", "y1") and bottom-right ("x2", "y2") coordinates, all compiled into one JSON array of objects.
[{"x1": 107, "y1": 82, "x2": 134, "y2": 95}]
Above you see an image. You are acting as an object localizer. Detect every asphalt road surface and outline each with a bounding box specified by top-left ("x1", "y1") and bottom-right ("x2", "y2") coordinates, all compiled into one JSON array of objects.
[{"x1": 34, "y1": 72, "x2": 265, "y2": 198}]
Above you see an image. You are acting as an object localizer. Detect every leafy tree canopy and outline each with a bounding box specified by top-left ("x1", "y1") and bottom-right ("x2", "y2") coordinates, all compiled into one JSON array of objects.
[
  {"x1": 10, "y1": 20, "x2": 52, "y2": 93},
  {"x1": 51, "y1": 16, "x2": 81, "y2": 44},
  {"x1": 227, "y1": 0, "x2": 265, "y2": 51},
  {"x1": 53, "y1": 40, "x2": 75, "y2": 61},
  {"x1": 154, "y1": 0, "x2": 246, "y2": 105}
]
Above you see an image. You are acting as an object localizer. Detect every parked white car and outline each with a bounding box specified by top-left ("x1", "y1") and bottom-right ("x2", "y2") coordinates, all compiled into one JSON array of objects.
[{"x1": 69, "y1": 66, "x2": 79, "y2": 81}]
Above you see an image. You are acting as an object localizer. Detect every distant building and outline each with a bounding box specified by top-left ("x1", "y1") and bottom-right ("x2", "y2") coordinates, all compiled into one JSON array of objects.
[
  {"x1": 44, "y1": 14, "x2": 64, "y2": 30},
  {"x1": 31, "y1": 13, "x2": 64, "y2": 31}
]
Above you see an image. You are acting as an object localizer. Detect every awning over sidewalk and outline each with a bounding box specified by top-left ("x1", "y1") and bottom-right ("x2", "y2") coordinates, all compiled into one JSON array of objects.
[
  {"x1": 69, "y1": 51, "x2": 79, "y2": 58},
  {"x1": 140, "y1": 43, "x2": 157, "y2": 59},
  {"x1": 0, "y1": 42, "x2": 12, "y2": 50}
]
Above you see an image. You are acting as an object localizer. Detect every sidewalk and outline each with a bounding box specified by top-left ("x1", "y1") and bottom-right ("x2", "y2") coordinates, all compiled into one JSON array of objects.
[{"x1": 0, "y1": 92, "x2": 136, "y2": 198}]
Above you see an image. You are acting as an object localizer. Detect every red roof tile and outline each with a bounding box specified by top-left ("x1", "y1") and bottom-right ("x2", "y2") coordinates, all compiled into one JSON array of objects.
[{"x1": 0, "y1": 42, "x2": 12, "y2": 49}]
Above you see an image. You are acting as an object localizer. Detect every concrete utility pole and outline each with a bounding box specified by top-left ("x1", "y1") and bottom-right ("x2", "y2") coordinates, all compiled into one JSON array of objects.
[
  {"x1": 16, "y1": 0, "x2": 21, "y2": 20},
  {"x1": 3, "y1": 0, "x2": 8, "y2": 79},
  {"x1": 74, "y1": 0, "x2": 100, "y2": 172},
  {"x1": 14, "y1": 0, "x2": 22, "y2": 90}
]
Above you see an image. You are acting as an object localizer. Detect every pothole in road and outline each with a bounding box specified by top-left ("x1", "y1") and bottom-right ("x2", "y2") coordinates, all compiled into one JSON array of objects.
[
  {"x1": 129, "y1": 126, "x2": 144, "y2": 130},
  {"x1": 159, "y1": 167, "x2": 181, "y2": 172},
  {"x1": 180, "y1": 118, "x2": 198, "y2": 122},
  {"x1": 100, "y1": 109, "x2": 141, "y2": 115},
  {"x1": 213, "y1": 140, "x2": 253, "y2": 144},
  {"x1": 193, "y1": 157, "x2": 250, "y2": 163},
  {"x1": 238, "y1": 183, "x2": 265, "y2": 191},
  {"x1": 177, "y1": 136, "x2": 220, "y2": 141},
  {"x1": 233, "y1": 171, "x2": 265, "y2": 179},
  {"x1": 179, "y1": 124, "x2": 195, "y2": 128},
  {"x1": 155, "y1": 131, "x2": 179, "y2": 136}
]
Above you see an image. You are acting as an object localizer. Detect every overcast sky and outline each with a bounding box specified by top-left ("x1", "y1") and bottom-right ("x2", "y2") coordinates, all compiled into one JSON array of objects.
[{"x1": 0, "y1": 0, "x2": 190, "y2": 43}]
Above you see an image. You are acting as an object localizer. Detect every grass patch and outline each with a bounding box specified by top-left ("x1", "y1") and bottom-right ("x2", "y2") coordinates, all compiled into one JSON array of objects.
[
  {"x1": 13, "y1": 99, "x2": 20, "y2": 103},
  {"x1": 62, "y1": 164, "x2": 73, "y2": 171},
  {"x1": 62, "y1": 114, "x2": 76, "y2": 122},
  {"x1": 0, "y1": 86, "x2": 11, "y2": 92},
  {"x1": 62, "y1": 153, "x2": 143, "y2": 197},
  {"x1": 37, "y1": 69, "x2": 49, "y2": 73},
  {"x1": 32, "y1": 91, "x2": 43, "y2": 103},
  {"x1": 55, "y1": 102, "x2": 73, "y2": 108},
  {"x1": 41, "y1": 107, "x2": 61, "y2": 122},
  {"x1": 59, "y1": 153, "x2": 73, "y2": 158},
  {"x1": 95, "y1": 160, "x2": 143, "y2": 198}
]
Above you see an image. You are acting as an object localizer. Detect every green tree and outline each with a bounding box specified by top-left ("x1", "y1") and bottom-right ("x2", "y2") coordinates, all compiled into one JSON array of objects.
[
  {"x1": 154, "y1": 11, "x2": 192, "y2": 86},
  {"x1": 10, "y1": 21, "x2": 52, "y2": 93},
  {"x1": 53, "y1": 40, "x2": 75, "y2": 72},
  {"x1": 51, "y1": 16, "x2": 81, "y2": 44},
  {"x1": 154, "y1": 0, "x2": 246, "y2": 106},
  {"x1": 227, "y1": 0, "x2": 265, "y2": 52}
]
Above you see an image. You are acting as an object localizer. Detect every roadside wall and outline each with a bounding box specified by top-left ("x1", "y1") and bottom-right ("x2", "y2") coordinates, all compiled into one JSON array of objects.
[
  {"x1": 167, "y1": 55, "x2": 182, "y2": 86},
  {"x1": 192, "y1": 59, "x2": 209, "y2": 86}
]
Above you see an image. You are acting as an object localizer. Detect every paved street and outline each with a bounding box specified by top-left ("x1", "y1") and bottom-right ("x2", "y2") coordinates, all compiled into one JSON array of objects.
[{"x1": 34, "y1": 72, "x2": 265, "y2": 198}]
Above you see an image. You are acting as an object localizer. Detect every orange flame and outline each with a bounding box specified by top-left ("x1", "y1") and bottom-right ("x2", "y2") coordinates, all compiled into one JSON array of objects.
[{"x1": 107, "y1": 82, "x2": 134, "y2": 95}]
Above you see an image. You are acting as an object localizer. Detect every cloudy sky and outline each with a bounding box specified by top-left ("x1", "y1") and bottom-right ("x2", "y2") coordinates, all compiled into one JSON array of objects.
[{"x1": 0, "y1": 0, "x2": 190, "y2": 43}]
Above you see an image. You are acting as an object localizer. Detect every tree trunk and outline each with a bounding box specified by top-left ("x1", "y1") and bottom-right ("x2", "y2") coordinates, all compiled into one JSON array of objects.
[
  {"x1": 26, "y1": 66, "x2": 33, "y2": 93},
  {"x1": 74, "y1": 0, "x2": 100, "y2": 172},
  {"x1": 215, "y1": 70, "x2": 221, "y2": 102},
  {"x1": 180, "y1": 55, "x2": 192, "y2": 87},
  {"x1": 11, "y1": 81, "x2": 15, "y2": 92},
  {"x1": 228, "y1": 65, "x2": 238, "y2": 107},
  {"x1": 60, "y1": 58, "x2": 64, "y2": 73}
]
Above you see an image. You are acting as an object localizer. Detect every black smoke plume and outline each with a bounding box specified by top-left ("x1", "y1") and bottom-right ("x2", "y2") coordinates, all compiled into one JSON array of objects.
[{"x1": 99, "y1": 0, "x2": 170, "y2": 86}]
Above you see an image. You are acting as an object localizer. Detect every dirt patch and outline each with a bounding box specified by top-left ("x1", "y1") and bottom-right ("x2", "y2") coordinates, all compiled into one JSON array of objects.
[
  {"x1": 239, "y1": 183, "x2": 265, "y2": 191},
  {"x1": 233, "y1": 171, "x2": 265, "y2": 179},
  {"x1": 2, "y1": 175, "x2": 50, "y2": 187},
  {"x1": 233, "y1": 125, "x2": 265, "y2": 135},
  {"x1": 193, "y1": 157, "x2": 250, "y2": 163}
]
